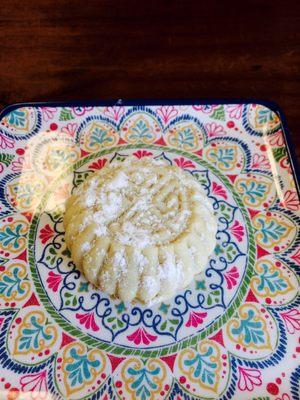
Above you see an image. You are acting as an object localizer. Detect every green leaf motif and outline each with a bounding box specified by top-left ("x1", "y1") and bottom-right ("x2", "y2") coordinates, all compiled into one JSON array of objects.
[
  {"x1": 205, "y1": 287, "x2": 222, "y2": 307},
  {"x1": 272, "y1": 147, "x2": 286, "y2": 162},
  {"x1": 59, "y1": 107, "x2": 74, "y2": 121},
  {"x1": 0, "y1": 153, "x2": 14, "y2": 167},
  {"x1": 66, "y1": 348, "x2": 101, "y2": 386},
  {"x1": 64, "y1": 291, "x2": 78, "y2": 307},
  {"x1": 184, "y1": 346, "x2": 218, "y2": 385},
  {"x1": 211, "y1": 105, "x2": 225, "y2": 120},
  {"x1": 19, "y1": 315, "x2": 53, "y2": 351},
  {"x1": 106, "y1": 316, "x2": 124, "y2": 330},
  {"x1": 110, "y1": 153, "x2": 128, "y2": 163},
  {"x1": 159, "y1": 318, "x2": 179, "y2": 333},
  {"x1": 192, "y1": 172, "x2": 207, "y2": 187},
  {"x1": 73, "y1": 170, "x2": 93, "y2": 188},
  {"x1": 218, "y1": 201, "x2": 236, "y2": 222},
  {"x1": 252, "y1": 397, "x2": 270, "y2": 400}
]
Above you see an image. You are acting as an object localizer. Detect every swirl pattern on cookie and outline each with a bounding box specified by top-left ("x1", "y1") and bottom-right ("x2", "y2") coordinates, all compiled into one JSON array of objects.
[{"x1": 64, "y1": 158, "x2": 217, "y2": 304}]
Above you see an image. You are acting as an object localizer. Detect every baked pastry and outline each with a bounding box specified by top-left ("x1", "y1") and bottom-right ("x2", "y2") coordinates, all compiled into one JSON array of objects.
[{"x1": 64, "y1": 157, "x2": 217, "y2": 304}]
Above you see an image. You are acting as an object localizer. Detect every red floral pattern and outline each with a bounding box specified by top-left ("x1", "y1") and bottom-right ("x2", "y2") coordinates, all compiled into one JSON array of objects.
[
  {"x1": 224, "y1": 266, "x2": 239, "y2": 290},
  {"x1": 205, "y1": 122, "x2": 225, "y2": 138},
  {"x1": 280, "y1": 309, "x2": 300, "y2": 334},
  {"x1": 39, "y1": 224, "x2": 55, "y2": 244},
  {"x1": 133, "y1": 150, "x2": 153, "y2": 159},
  {"x1": 89, "y1": 158, "x2": 108, "y2": 170},
  {"x1": 185, "y1": 311, "x2": 207, "y2": 328},
  {"x1": 237, "y1": 367, "x2": 262, "y2": 391},
  {"x1": 211, "y1": 181, "x2": 227, "y2": 199},
  {"x1": 174, "y1": 157, "x2": 196, "y2": 169},
  {"x1": 61, "y1": 122, "x2": 78, "y2": 137},
  {"x1": 251, "y1": 153, "x2": 271, "y2": 169},
  {"x1": 281, "y1": 190, "x2": 300, "y2": 211},
  {"x1": 126, "y1": 328, "x2": 157, "y2": 345},
  {"x1": 103, "y1": 106, "x2": 125, "y2": 121},
  {"x1": 46, "y1": 271, "x2": 62, "y2": 293},
  {"x1": 156, "y1": 105, "x2": 178, "y2": 124},
  {"x1": 75, "y1": 312, "x2": 100, "y2": 331},
  {"x1": 20, "y1": 370, "x2": 48, "y2": 395},
  {"x1": 230, "y1": 220, "x2": 244, "y2": 242}
]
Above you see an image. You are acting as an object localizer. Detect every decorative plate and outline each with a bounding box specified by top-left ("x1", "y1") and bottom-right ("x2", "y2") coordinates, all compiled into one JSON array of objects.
[{"x1": 0, "y1": 102, "x2": 299, "y2": 400}]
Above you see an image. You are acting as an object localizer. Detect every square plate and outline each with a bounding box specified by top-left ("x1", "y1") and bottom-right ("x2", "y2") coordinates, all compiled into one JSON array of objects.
[{"x1": 0, "y1": 101, "x2": 299, "y2": 399}]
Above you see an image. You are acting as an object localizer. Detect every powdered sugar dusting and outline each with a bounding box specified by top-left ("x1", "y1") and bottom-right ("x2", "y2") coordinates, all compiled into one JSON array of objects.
[{"x1": 65, "y1": 156, "x2": 217, "y2": 304}]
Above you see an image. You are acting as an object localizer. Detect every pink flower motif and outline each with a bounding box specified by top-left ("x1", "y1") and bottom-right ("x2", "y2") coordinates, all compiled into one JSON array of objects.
[
  {"x1": 55, "y1": 183, "x2": 71, "y2": 202},
  {"x1": 185, "y1": 311, "x2": 207, "y2": 328},
  {"x1": 46, "y1": 271, "x2": 62, "y2": 292},
  {"x1": 211, "y1": 181, "x2": 227, "y2": 199},
  {"x1": 280, "y1": 309, "x2": 300, "y2": 334},
  {"x1": 11, "y1": 157, "x2": 23, "y2": 173},
  {"x1": 205, "y1": 122, "x2": 225, "y2": 138},
  {"x1": 133, "y1": 150, "x2": 153, "y2": 159},
  {"x1": 20, "y1": 370, "x2": 48, "y2": 396},
  {"x1": 268, "y1": 130, "x2": 284, "y2": 147},
  {"x1": 156, "y1": 105, "x2": 178, "y2": 124},
  {"x1": 127, "y1": 328, "x2": 157, "y2": 345},
  {"x1": 281, "y1": 190, "x2": 300, "y2": 211},
  {"x1": 238, "y1": 367, "x2": 262, "y2": 391},
  {"x1": 39, "y1": 224, "x2": 55, "y2": 244},
  {"x1": 103, "y1": 106, "x2": 125, "y2": 121},
  {"x1": 224, "y1": 266, "x2": 239, "y2": 290},
  {"x1": 11, "y1": 156, "x2": 31, "y2": 173},
  {"x1": 251, "y1": 153, "x2": 271, "y2": 169},
  {"x1": 291, "y1": 248, "x2": 300, "y2": 265},
  {"x1": 226, "y1": 104, "x2": 243, "y2": 119},
  {"x1": 0, "y1": 132, "x2": 14, "y2": 149},
  {"x1": 89, "y1": 158, "x2": 108, "y2": 170},
  {"x1": 72, "y1": 106, "x2": 93, "y2": 116},
  {"x1": 61, "y1": 122, "x2": 78, "y2": 137},
  {"x1": 280, "y1": 156, "x2": 292, "y2": 174},
  {"x1": 192, "y1": 105, "x2": 217, "y2": 113},
  {"x1": 76, "y1": 312, "x2": 100, "y2": 331},
  {"x1": 276, "y1": 394, "x2": 291, "y2": 400},
  {"x1": 174, "y1": 157, "x2": 195, "y2": 169},
  {"x1": 40, "y1": 107, "x2": 57, "y2": 122},
  {"x1": 230, "y1": 220, "x2": 244, "y2": 242}
]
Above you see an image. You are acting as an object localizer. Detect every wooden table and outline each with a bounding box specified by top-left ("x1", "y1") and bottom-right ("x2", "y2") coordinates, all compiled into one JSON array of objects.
[{"x1": 0, "y1": 0, "x2": 299, "y2": 165}]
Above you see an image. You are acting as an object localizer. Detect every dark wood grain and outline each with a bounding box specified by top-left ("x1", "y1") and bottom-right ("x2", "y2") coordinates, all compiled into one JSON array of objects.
[{"x1": 0, "y1": 0, "x2": 299, "y2": 164}]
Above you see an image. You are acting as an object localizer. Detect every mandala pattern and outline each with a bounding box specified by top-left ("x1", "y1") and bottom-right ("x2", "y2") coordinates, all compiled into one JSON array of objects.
[{"x1": 0, "y1": 103, "x2": 299, "y2": 400}]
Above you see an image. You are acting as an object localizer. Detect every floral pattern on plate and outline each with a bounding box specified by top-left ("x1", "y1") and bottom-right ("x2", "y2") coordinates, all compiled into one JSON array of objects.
[{"x1": 0, "y1": 103, "x2": 299, "y2": 400}]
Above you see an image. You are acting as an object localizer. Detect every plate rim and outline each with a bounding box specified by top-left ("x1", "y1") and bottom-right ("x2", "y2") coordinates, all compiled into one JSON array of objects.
[{"x1": 1, "y1": 98, "x2": 298, "y2": 191}]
